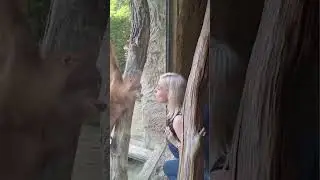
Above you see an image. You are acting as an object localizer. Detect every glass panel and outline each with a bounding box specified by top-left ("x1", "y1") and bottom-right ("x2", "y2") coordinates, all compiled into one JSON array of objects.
[{"x1": 110, "y1": 0, "x2": 168, "y2": 179}]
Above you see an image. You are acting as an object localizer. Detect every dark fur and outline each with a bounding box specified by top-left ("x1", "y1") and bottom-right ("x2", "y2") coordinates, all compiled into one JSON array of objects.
[{"x1": 0, "y1": 1, "x2": 105, "y2": 179}]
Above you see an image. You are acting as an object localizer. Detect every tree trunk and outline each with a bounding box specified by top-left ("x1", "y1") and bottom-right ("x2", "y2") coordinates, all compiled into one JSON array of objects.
[
  {"x1": 110, "y1": 0, "x2": 150, "y2": 179},
  {"x1": 40, "y1": 0, "x2": 107, "y2": 179},
  {"x1": 174, "y1": 0, "x2": 207, "y2": 78},
  {"x1": 137, "y1": 0, "x2": 166, "y2": 149},
  {"x1": 229, "y1": 0, "x2": 319, "y2": 179},
  {"x1": 177, "y1": 0, "x2": 209, "y2": 179}
]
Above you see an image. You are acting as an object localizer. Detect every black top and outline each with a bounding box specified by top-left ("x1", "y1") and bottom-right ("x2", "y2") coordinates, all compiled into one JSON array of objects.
[{"x1": 166, "y1": 111, "x2": 182, "y2": 142}]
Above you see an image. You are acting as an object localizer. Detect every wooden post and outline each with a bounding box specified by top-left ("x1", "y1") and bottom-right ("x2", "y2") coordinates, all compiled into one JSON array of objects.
[
  {"x1": 229, "y1": 0, "x2": 319, "y2": 179},
  {"x1": 174, "y1": 0, "x2": 207, "y2": 77},
  {"x1": 177, "y1": 0, "x2": 210, "y2": 179}
]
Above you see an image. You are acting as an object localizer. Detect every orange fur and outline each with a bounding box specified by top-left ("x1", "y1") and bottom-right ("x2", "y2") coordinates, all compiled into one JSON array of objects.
[{"x1": 109, "y1": 41, "x2": 140, "y2": 128}]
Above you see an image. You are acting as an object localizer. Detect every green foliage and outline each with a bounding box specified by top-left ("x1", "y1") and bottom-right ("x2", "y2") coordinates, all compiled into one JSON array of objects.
[
  {"x1": 27, "y1": 0, "x2": 51, "y2": 42},
  {"x1": 110, "y1": 0, "x2": 131, "y2": 72}
]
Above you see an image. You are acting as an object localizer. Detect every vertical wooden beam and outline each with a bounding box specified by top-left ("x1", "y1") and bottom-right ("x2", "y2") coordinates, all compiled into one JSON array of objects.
[
  {"x1": 229, "y1": 0, "x2": 319, "y2": 179},
  {"x1": 174, "y1": 0, "x2": 207, "y2": 78},
  {"x1": 171, "y1": 0, "x2": 178, "y2": 72},
  {"x1": 177, "y1": 0, "x2": 210, "y2": 179}
]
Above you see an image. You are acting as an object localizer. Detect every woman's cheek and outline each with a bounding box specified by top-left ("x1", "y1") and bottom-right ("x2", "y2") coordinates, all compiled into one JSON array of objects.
[
  {"x1": 160, "y1": 94, "x2": 168, "y2": 102},
  {"x1": 157, "y1": 94, "x2": 165, "y2": 103},
  {"x1": 155, "y1": 92, "x2": 161, "y2": 101}
]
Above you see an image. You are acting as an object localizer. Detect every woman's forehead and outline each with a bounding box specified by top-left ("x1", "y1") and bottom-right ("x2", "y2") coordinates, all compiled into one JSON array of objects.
[{"x1": 157, "y1": 80, "x2": 167, "y2": 89}]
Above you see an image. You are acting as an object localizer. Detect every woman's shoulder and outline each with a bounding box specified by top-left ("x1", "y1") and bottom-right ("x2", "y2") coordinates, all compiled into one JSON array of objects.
[
  {"x1": 172, "y1": 114, "x2": 183, "y2": 126},
  {"x1": 173, "y1": 111, "x2": 183, "y2": 120},
  {"x1": 174, "y1": 113, "x2": 183, "y2": 119}
]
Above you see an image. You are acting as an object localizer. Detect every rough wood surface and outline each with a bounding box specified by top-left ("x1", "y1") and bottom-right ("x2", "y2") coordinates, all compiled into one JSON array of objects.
[
  {"x1": 174, "y1": 0, "x2": 207, "y2": 77},
  {"x1": 110, "y1": 138, "x2": 151, "y2": 162},
  {"x1": 110, "y1": 0, "x2": 150, "y2": 179},
  {"x1": 229, "y1": 0, "x2": 319, "y2": 179},
  {"x1": 139, "y1": 0, "x2": 167, "y2": 150},
  {"x1": 177, "y1": 0, "x2": 209, "y2": 179}
]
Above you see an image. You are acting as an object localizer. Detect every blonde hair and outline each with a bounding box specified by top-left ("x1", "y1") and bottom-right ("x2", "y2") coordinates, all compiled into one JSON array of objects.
[{"x1": 159, "y1": 72, "x2": 187, "y2": 118}]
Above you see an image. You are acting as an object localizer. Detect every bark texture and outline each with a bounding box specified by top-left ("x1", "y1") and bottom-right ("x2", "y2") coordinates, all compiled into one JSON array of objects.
[
  {"x1": 110, "y1": 0, "x2": 150, "y2": 179},
  {"x1": 229, "y1": 0, "x2": 319, "y2": 180},
  {"x1": 137, "y1": 0, "x2": 166, "y2": 149},
  {"x1": 40, "y1": 0, "x2": 107, "y2": 179},
  {"x1": 177, "y1": 1, "x2": 209, "y2": 179},
  {"x1": 174, "y1": 0, "x2": 207, "y2": 78}
]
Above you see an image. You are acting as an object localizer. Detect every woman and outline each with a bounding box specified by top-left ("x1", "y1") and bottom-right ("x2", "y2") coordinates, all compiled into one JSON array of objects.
[
  {"x1": 155, "y1": 72, "x2": 209, "y2": 180},
  {"x1": 154, "y1": 72, "x2": 185, "y2": 180}
]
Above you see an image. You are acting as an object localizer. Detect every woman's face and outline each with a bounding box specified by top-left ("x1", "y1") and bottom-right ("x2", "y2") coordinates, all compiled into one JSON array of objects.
[{"x1": 155, "y1": 80, "x2": 168, "y2": 103}]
